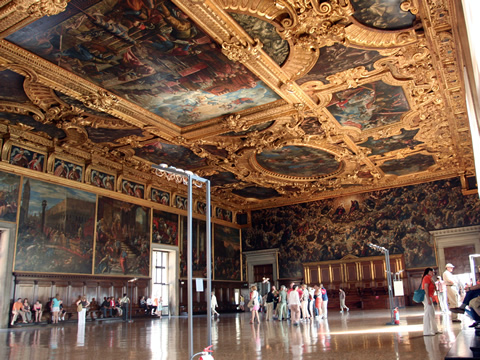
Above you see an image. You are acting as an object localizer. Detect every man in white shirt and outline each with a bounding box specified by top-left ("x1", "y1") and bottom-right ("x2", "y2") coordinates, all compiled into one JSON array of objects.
[{"x1": 443, "y1": 263, "x2": 460, "y2": 322}]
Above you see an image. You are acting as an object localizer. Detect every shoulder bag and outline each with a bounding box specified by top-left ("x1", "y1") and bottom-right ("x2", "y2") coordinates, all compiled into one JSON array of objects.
[{"x1": 413, "y1": 281, "x2": 425, "y2": 303}]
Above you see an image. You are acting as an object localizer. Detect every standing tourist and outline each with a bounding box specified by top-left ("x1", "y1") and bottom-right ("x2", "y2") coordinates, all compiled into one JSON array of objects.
[
  {"x1": 120, "y1": 293, "x2": 130, "y2": 321},
  {"x1": 249, "y1": 285, "x2": 260, "y2": 324},
  {"x1": 277, "y1": 285, "x2": 288, "y2": 321},
  {"x1": 422, "y1": 267, "x2": 441, "y2": 336},
  {"x1": 320, "y1": 284, "x2": 328, "y2": 319},
  {"x1": 339, "y1": 288, "x2": 349, "y2": 313},
  {"x1": 443, "y1": 263, "x2": 461, "y2": 322},
  {"x1": 51, "y1": 294, "x2": 61, "y2": 324},
  {"x1": 76, "y1": 296, "x2": 90, "y2": 326},
  {"x1": 211, "y1": 291, "x2": 220, "y2": 318},
  {"x1": 435, "y1": 276, "x2": 448, "y2": 313},
  {"x1": 288, "y1": 284, "x2": 301, "y2": 326},
  {"x1": 265, "y1": 286, "x2": 276, "y2": 321}
]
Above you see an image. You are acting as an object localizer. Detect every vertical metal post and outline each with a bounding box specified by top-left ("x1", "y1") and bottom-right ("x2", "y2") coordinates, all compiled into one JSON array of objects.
[
  {"x1": 206, "y1": 179, "x2": 212, "y2": 347},
  {"x1": 187, "y1": 175, "x2": 193, "y2": 359},
  {"x1": 385, "y1": 250, "x2": 395, "y2": 325}
]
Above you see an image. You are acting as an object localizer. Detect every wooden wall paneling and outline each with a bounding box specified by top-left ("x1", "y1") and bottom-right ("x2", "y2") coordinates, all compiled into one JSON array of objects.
[
  {"x1": 54, "y1": 282, "x2": 69, "y2": 307},
  {"x1": 373, "y1": 261, "x2": 385, "y2": 280},
  {"x1": 98, "y1": 282, "x2": 113, "y2": 302},
  {"x1": 320, "y1": 266, "x2": 330, "y2": 284},
  {"x1": 310, "y1": 267, "x2": 319, "y2": 284},
  {"x1": 346, "y1": 263, "x2": 357, "y2": 284},
  {"x1": 331, "y1": 264, "x2": 342, "y2": 285},
  {"x1": 69, "y1": 281, "x2": 85, "y2": 307},
  {"x1": 15, "y1": 280, "x2": 35, "y2": 303},
  {"x1": 361, "y1": 263, "x2": 372, "y2": 282},
  {"x1": 85, "y1": 282, "x2": 99, "y2": 303},
  {"x1": 37, "y1": 281, "x2": 53, "y2": 303},
  {"x1": 112, "y1": 281, "x2": 124, "y2": 300}
]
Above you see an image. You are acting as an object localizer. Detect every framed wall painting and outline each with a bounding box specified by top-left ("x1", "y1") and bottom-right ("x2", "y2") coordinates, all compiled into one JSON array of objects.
[
  {"x1": 95, "y1": 196, "x2": 150, "y2": 277},
  {"x1": 90, "y1": 168, "x2": 116, "y2": 190},
  {"x1": 10, "y1": 145, "x2": 46, "y2": 172},
  {"x1": 121, "y1": 178, "x2": 145, "y2": 199},
  {"x1": 15, "y1": 177, "x2": 96, "y2": 274},
  {"x1": 151, "y1": 188, "x2": 170, "y2": 206},
  {"x1": 214, "y1": 224, "x2": 241, "y2": 280},
  {"x1": 152, "y1": 210, "x2": 178, "y2": 245},
  {"x1": 52, "y1": 157, "x2": 83, "y2": 182},
  {"x1": 0, "y1": 170, "x2": 21, "y2": 222}
]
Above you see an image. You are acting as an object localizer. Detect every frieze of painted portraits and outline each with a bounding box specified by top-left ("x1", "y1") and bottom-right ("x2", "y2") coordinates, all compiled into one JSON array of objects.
[
  {"x1": 53, "y1": 158, "x2": 83, "y2": 182},
  {"x1": 10, "y1": 146, "x2": 45, "y2": 173},
  {"x1": 242, "y1": 178, "x2": 480, "y2": 278},
  {"x1": 151, "y1": 188, "x2": 170, "y2": 206},
  {"x1": 95, "y1": 196, "x2": 150, "y2": 277},
  {"x1": 15, "y1": 177, "x2": 96, "y2": 274}
]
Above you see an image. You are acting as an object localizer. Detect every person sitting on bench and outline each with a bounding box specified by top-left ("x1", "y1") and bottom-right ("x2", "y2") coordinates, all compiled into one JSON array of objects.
[{"x1": 451, "y1": 284, "x2": 480, "y2": 327}]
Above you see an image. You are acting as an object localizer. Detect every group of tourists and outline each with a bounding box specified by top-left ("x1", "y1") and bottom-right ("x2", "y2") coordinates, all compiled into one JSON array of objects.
[{"x1": 248, "y1": 282, "x2": 341, "y2": 326}]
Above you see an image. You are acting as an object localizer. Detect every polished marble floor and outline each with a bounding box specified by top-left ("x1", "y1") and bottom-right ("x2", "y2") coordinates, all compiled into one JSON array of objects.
[{"x1": 0, "y1": 307, "x2": 468, "y2": 360}]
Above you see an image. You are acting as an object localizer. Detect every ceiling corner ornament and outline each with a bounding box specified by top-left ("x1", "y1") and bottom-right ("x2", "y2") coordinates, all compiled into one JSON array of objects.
[
  {"x1": 25, "y1": 0, "x2": 68, "y2": 18},
  {"x1": 222, "y1": 114, "x2": 250, "y2": 131},
  {"x1": 81, "y1": 90, "x2": 118, "y2": 113},
  {"x1": 221, "y1": 38, "x2": 263, "y2": 63},
  {"x1": 325, "y1": 66, "x2": 369, "y2": 88},
  {"x1": 400, "y1": 0, "x2": 419, "y2": 15},
  {"x1": 273, "y1": 0, "x2": 352, "y2": 49}
]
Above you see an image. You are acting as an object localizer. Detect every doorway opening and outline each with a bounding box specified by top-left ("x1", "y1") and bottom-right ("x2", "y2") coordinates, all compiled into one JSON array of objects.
[{"x1": 152, "y1": 250, "x2": 169, "y2": 315}]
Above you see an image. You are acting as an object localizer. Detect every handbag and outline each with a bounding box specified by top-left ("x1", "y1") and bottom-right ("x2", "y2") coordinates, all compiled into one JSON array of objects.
[
  {"x1": 77, "y1": 303, "x2": 83, "y2": 312},
  {"x1": 247, "y1": 299, "x2": 253, "y2": 308},
  {"x1": 413, "y1": 282, "x2": 425, "y2": 303}
]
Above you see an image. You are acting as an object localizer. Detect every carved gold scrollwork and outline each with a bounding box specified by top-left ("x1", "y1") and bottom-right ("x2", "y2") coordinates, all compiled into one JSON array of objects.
[
  {"x1": 326, "y1": 66, "x2": 369, "y2": 88},
  {"x1": 25, "y1": 0, "x2": 68, "y2": 18},
  {"x1": 221, "y1": 38, "x2": 263, "y2": 63},
  {"x1": 81, "y1": 90, "x2": 118, "y2": 113},
  {"x1": 274, "y1": 0, "x2": 352, "y2": 49},
  {"x1": 400, "y1": 0, "x2": 419, "y2": 15}
]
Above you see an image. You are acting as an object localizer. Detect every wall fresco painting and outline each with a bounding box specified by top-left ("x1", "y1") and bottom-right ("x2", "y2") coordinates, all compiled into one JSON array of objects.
[
  {"x1": 214, "y1": 224, "x2": 241, "y2": 281},
  {"x1": 327, "y1": 80, "x2": 410, "y2": 130},
  {"x1": 380, "y1": 154, "x2": 435, "y2": 176},
  {"x1": 95, "y1": 196, "x2": 150, "y2": 276},
  {"x1": 53, "y1": 158, "x2": 83, "y2": 182},
  {"x1": 135, "y1": 141, "x2": 206, "y2": 170},
  {"x1": 6, "y1": 0, "x2": 280, "y2": 127},
  {"x1": 297, "y1": 43, "x2": 384, "y2": 86},
  {"x1": 256, "y1": 146, "x2": 340, "y2": 177},
  {"x1": 242, "y1": 178, "x2": 480, "y2": 277},
  {"x1": 152, "y1": 210, "x2": 178, "y2": 245},
  {"x1": 91, "y1": 170, "x2": 115, "y2": 190},
  {"x1": 216, "y1": 207, "x2": 232, "y2": 222},
  {"x1": 15, "y1": 177, "x2": 96, "y2": 274},
  {"x1": 180, "y1": 217, "x2": 208, "y2": 278},
  {"x1": 121, "y1": 179, "x2": 144, "y2": 199},
  {"x1": 351, "y1": 0, "x2": 416, "y2": 30},
  {"x1": 0, "y1": 171, "x2": 20, "y2": 222},
  {"x1": 10, "y1": 146, "x2": 45, "y2": 172},
  {"x1": 358, "y1": 128, "x2": 422, "y2": 156},
  {"x1": 151, "y1": 188, "x2": 170, "y2": 206}
]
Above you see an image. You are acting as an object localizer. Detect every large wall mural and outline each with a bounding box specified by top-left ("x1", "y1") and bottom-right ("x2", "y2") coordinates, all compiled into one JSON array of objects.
[
  {"x1": 152, "y1": 210, "x2": 178, "y2": 245},
  {"x1": 15, "y1": 177, "x2": 96, "y2": 274},
  {"x1": 214, "y1": 224, "x2": 241, "y2": 281},
  {"x1": 95, "y1": 196, "x2": 150, "y2": 276},
  {"x1": 243, "y1": 178, "x2": 480, "y2": 278},
  {"x1": 0, "y1": 171, "x2": 20, "y2": 222},
  {"x1": 180, "y1": 216, "x2": 207, "y2": 278}
]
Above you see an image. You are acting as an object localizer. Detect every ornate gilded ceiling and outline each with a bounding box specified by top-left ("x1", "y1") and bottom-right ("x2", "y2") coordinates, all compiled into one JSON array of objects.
[{"x1": 0, "y1": 0, "x2": 475, "y2": 213}]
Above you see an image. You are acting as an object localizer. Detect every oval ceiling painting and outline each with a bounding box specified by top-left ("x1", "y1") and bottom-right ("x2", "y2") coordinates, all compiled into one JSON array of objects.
[
  {"x1": 351, "y1": 0, "x2": 416, "y2": 30},
  {"x1": 256, "y1": 146, "x2": 340, "y2": 177}
]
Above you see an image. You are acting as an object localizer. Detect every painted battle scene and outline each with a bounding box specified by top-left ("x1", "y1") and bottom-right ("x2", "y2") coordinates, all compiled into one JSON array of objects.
[
  {"x1": 351, "y1": 0, "x2": 417, "y2": 30},
  {"x1": 6, "y1": 0, "x2": 280, "y2": 127},
  {"x1": 358, "y1": 128, "x2": 422, "y2": 156},
  {"x1": 135, "y1": 141, "x2": 206, "y2": 170},
  {"x1": 297, "y1": 44, "x2": 384, "y2": 86},
  {"x1": 95, "y1": 196, "x2": 150, "y2": 276},
  {"x1": 180, "y1": 217, "x2": 208, "y2": 278},
  {"x1": 10, "y1": 146, "x2": 45, "y2": 172},
  {"x1": 15, "y1": 178, "x2": 96, "y2": 274},
  {"x1": 256, "y1": 146, "x2": 340, "y2": 177},
  {"x1": 379, "y1": 153, "x2": 435, "y2": 176},
  {"x1": 53, "y1": 159, "x2": 83, "y2": 182},
  {"x1": 152, "y1": 210, "x2": 178, "y2": 245},
  {"x1": 327, "y1": 80, "x2": 410, "y2": 130},
  {"x1": 242, "y1": 177, "x2": 480, "y2": 278},
  {"x1": 214, "y1": 224, "x2": 241, "y2": 281},
  {"x1": 0, "y1": 171, "x2": 20, "y2": 222}
]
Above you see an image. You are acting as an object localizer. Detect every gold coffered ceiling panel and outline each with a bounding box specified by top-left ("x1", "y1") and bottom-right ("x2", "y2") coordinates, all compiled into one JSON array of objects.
[{"x1": 0, "y1": 0, "x2": 475, "y2": 212}]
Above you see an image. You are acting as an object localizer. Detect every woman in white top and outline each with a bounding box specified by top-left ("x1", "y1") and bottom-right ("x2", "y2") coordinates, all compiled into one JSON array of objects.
[
  {"x1": 249, "y1": 285, "x2": 260, "y2": 324},
  {"x1": 288, "y1": 284, "x2": 301, "y2": 325}
]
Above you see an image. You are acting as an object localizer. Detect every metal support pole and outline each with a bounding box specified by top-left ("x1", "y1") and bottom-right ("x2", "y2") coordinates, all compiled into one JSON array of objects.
[
  {"x1": 384, "y1": 249, "x2": 395, "y2": 325},
  {"x1": 206, "y1": 179, "x2": 212, "y2": 347},
  {"x1": 187, "y1": 175, "x2": 194, "y2": 359}
]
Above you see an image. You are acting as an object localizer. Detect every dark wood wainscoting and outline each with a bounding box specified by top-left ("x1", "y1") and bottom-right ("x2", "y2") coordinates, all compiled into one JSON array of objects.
[{"x1": 12, "y1": 272, "x2": 151, "y2": 311}]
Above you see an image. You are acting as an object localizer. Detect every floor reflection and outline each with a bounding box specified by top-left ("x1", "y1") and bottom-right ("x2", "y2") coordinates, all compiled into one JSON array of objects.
[{"x1": 0, "y1": 307, "x2": 462, "y2": 360}]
